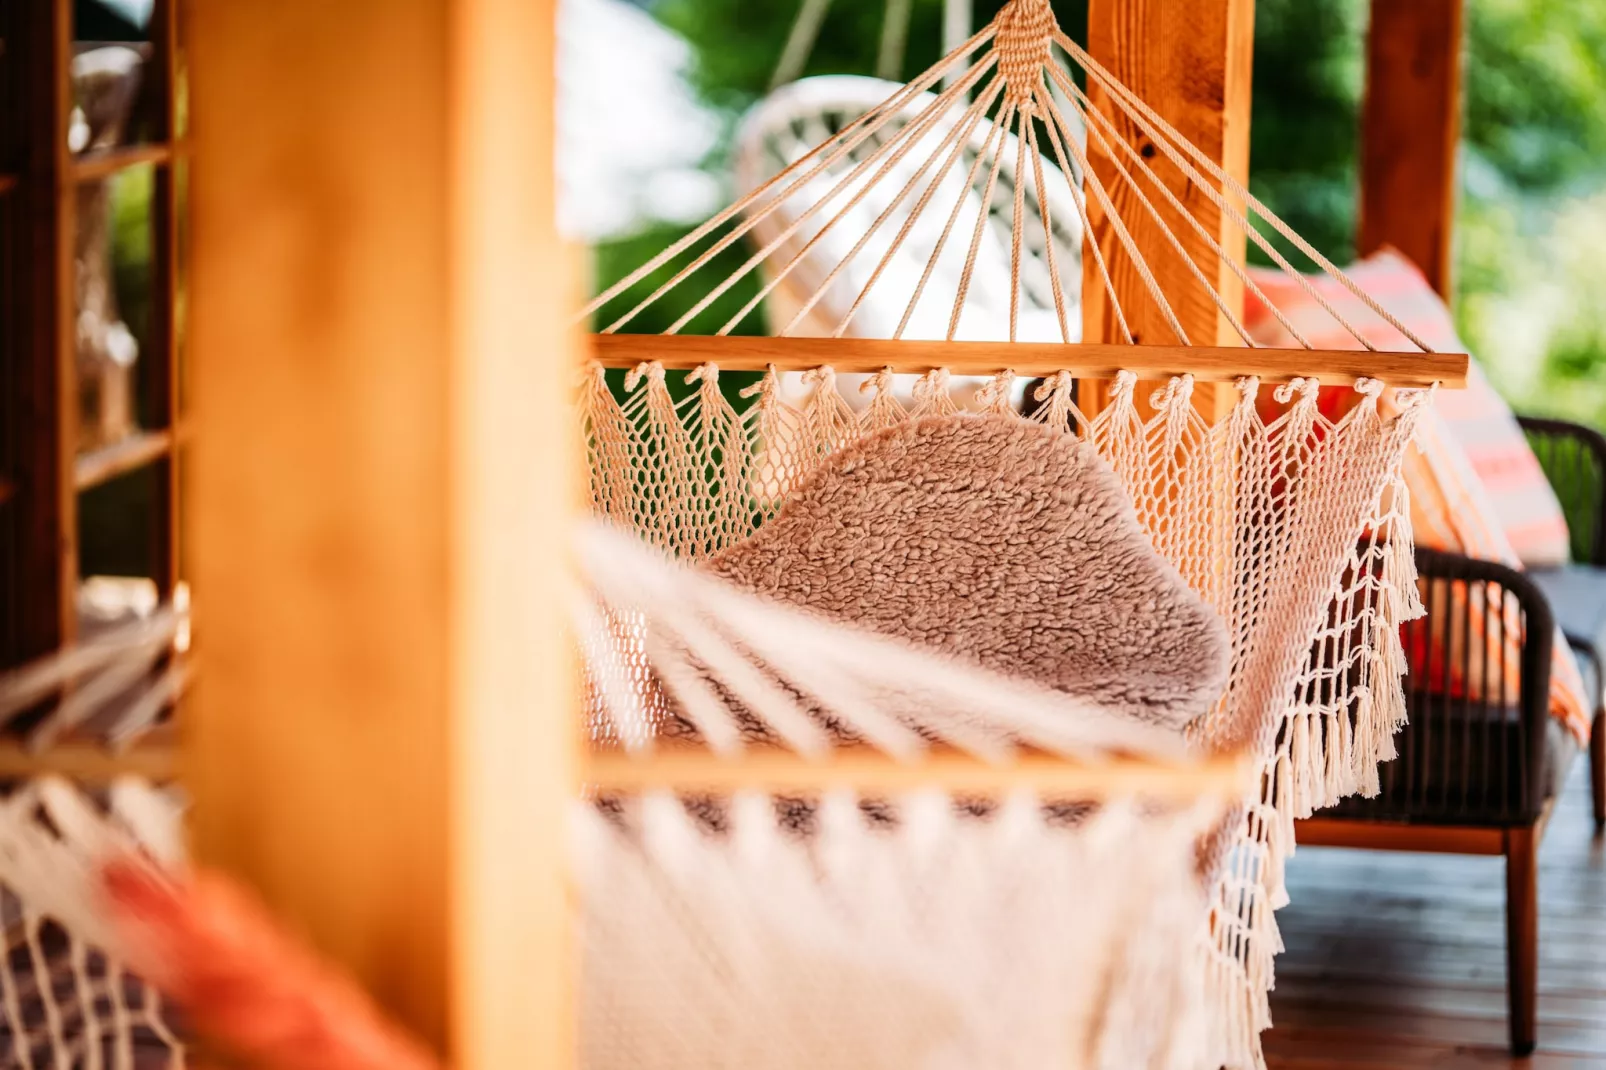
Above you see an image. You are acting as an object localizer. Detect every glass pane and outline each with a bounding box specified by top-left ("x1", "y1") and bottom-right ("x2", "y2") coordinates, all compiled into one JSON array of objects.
[
  {"x1": 71, "y1": 0, "x2": 157, "y2": 155},
  {"x1": 75, "y1": 162, "x2": 155, "y2": 454}
]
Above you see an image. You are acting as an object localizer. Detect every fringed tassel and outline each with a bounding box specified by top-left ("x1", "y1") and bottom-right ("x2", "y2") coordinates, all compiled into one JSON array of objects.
[
  {"x1": 859, "y1": 367, "x2": 909, "y2": 431},
  {"x1": 909, "y1": 368, "x2": 961, "y2": 419}
]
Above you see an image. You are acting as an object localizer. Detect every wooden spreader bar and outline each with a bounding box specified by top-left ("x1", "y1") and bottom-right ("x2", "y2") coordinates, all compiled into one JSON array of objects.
[
  {"x1": 585, "y1": 744, "x2": 1254, "y2": 802},
  {"x1": 591, "y1": 334, "x2": 1469, "y2": 390}
]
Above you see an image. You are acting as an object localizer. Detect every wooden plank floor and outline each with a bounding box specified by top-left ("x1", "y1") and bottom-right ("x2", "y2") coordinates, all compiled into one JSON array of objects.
[{"x1": 1266, "y1": 762, "x2": 1606, "y2": 1068}]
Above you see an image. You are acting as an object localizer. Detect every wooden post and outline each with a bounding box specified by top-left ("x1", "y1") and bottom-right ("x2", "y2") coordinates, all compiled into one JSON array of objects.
[
  {"x1": 187, "y1": 1, "x2": 576, "y2": 1065},
  {"x1": 1081, "y1": 0, "x2": 1256, "y2": 418},
  {"x1": 1358, "y1": 0, "x2": 1465, "y2": 299}
]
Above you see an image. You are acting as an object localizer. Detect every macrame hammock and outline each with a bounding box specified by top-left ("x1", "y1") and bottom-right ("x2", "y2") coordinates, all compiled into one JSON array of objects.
[
  {"x1": 579, "y1": 0, "x2": 1465, "y2": 1065},
  {"x1": 0, "y1": 2, "x2": 1467, "y2": 1068}
]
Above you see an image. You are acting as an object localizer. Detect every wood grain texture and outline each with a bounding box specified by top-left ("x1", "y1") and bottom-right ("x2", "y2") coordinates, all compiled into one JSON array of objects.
[
  {"x1": 1081, "y1": 0, "x2": 1256, "y2": 419},
  {"x1": 588, "y1": 745, "x2": 1253, "y2": 801},
  {"x1": 187, "y1": 1, "x2": 575, "y2": 1065},
  {"x1": 591, "y1": 333, "x2": 1468, "y2": 388},
  {"x1": 1358, "y1": 0, "x2": 1465, "y2": 298},
  {"x1": 5, "y1": 0, "x2": 77, "y2": 665},
  {"x1": 1268, "y1": 766, "x2": 1606, "y2": 1068}
]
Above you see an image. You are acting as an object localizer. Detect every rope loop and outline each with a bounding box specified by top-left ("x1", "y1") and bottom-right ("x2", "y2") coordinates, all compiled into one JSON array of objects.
[
  {"x1": 1034, "y1": 369, "x2": 1074, "y2": 403},
  {"x1": 739, "y1": 363, "x2": 780, "y2": 400},
  {"x1": 624, "y1": 361, "x2": 665, "y2": 393},
  {"x1": 1149, "y1": 374, "x2": 1194, "y2": 411},
  {"x1": 686, "y1": 362, "x2": 720, "y2": 386},
  {"x1": 1274, "y1": 377, "x2": 1320, "y2": 406},
  {"x1": 1353, "y1": 377, "x2": 1385, "y2": 400},
  {"x1": 1110, "y1": 370, "x2": 1139, "y2": 405},
  {"x1": 913, "y1": 367, "x2": 951, "y2": 403},
  {"x1": 801, "y1": 365, "x2": 837, "y2": 392},
  {"x1": 860, "y1": 366, "x2": 897, "y2": 397},
  {"x1": 1234, "y1": 376, "x2": 1261, "y2": 401},
  {"x1": 976, "y1": 369, "x2": 1018, "y2": 411}
]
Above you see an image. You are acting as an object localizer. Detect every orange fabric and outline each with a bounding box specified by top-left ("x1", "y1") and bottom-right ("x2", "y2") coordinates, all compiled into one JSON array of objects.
[
  {"x1": 104, "y1": 859, "x2": 443, "y2": 1070},
  {"x1": 1243, "y1": 250, "x2": 1592, "y2": 744}
]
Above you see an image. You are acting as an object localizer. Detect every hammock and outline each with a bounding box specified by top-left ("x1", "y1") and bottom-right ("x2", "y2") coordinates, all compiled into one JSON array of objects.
[
  {"x1": 0, "y1": 530, "x2": 1250, "y2": 1070},
  {"x1": 581, "y1": 0, "x2": 1466, "y2": 1065}
]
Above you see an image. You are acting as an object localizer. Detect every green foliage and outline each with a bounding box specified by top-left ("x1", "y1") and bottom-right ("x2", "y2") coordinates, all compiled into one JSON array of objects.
[
  {"x1": 1246, "y1": 0, "x2": 1367, "y2": 266},
  {"x1": 1465, "y1": 0, "x2": 1606, "y2": 195}
]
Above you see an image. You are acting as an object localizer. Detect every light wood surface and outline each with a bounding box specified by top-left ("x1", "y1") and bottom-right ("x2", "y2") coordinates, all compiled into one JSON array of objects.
[
  {"x1": 591, "y1": 333, "x2": 1468, "y2": 389},
  {"x1": 1268, "y1": 767, "x2": 1606, "y2": 1068},
  {"x1": 188, "y1": 1, "x2": 575, "y2": 1065},
  {"x1": 1358, "y1": 0, "x2": 1465, "y2": 298},
  {"x1": 1082, "y1": 0, "x2": 1257, "y2": 418},
  {"x1": 586, "y1": 745, "x2": 1254, "y2": 801}
]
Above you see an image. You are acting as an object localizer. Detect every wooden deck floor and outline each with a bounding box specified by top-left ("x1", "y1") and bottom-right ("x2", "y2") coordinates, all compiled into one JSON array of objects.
[{"x1": 1265, "y1": 762, "x2": 1606, "y2": 1068}]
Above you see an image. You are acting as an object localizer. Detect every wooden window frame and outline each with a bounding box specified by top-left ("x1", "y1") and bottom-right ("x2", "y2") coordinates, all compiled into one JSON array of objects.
[{"x1": 2, "y1": 0, "x2": 186, "y2": 671}]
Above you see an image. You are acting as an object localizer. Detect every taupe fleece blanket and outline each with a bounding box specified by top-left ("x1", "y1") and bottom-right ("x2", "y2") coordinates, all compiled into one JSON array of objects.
[{"x1": 705, "y1": 414, "x2": 1229, "y2": 732}]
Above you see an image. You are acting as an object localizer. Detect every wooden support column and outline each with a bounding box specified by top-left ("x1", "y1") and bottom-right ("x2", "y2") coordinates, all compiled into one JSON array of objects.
[
  {"x1": 1358, "y1": 0, "x2": 1465, "y2": 299},
  {"x1": 187, "y1": 1, "x2": 576, "y2": 1065},
  {"x1": 1081, "y1": 0, "x2": 1256, "y2": 418}
]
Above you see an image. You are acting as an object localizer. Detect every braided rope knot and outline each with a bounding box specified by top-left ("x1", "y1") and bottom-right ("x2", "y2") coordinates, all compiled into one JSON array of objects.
[
  {"x1": 913, "y1": 367, "x2": 951, "y2": 403},
  {"x1": 1274, "y1": 377, "x2": 1320, "y2": 406},
  {"x1": 1034, "y1": 369, "x2": 1074, "y2": 403},
  {"x1": 624, "y1": 361, "x2": 665, "y2": 392},
  {"x1": 1149, "y1": 374, "x2": 1195, "y2": 411},
  {"x1": 994, "y1": 0, "x2": 1056, "y2": 108},
  {"x1": 686, "y1": 362, "x2": 720, "y2": 386},
  {"x1": 976, "y1": 369, "x2": 1018, "y2": 410},
  {"x1": 860, "y1": 366, "x2": 896, "y2": 397}
]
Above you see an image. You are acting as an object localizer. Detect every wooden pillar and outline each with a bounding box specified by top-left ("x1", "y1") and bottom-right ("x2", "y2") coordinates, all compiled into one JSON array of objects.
[
  {"x1": 1358, "y1": 0, "x2": 1464, "y2": 299},
  {"x1": 186, "y1": 1, "x2": 576, "y2": 1065},
  {"x1": 1081, "y1": 0, "x2": 1256, "y2": 417}
]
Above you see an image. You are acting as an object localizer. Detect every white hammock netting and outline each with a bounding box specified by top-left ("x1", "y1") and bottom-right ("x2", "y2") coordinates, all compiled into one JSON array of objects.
[
  {"x1": 0, "y1": 2, "x2": 1458, "y2": 1067},
  {"x1": 0, "y1": 777, "x2": 185, "y2": 1070},
  {"x1": 579, "y1": 0, "x2": 1454, "y2": 1065},
  {"x1": 576, "y1": 523, "x2": 1243, "y2": 1069}
]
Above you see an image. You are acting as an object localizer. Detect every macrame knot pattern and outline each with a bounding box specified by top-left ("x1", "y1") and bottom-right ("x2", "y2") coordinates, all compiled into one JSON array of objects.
[
  {"x1": 739, "y1": 363, "x2": 781, "y2": 402},
  {"x1": 801, "y1": 365, "x2": 838, "y2": 394},
  {"x1": 1110, "y1": 369, "x2": 1139, "y2": 405},
  {"x1": 1149, "y1": 374, "x2": 1194, "y2": 412},
  {"x1": 1393, "y1": 383, "x2": 1437, "y2": 413},
  {"x1": 975, "y1": 369, "x2": 1018, "y2": 413},
  {"x1": 994, "y1": 0, "x2": 1056, "y2": 109},
  {"x1": 912, "y1": 367, "x2": 951, "y2": 404},
  {"x1": 860, "y1": 366, "x2": 896, "y2": 397},
  {"x1": 1033, "y1": 369, "x2": 1074, "y2": 404},
  {"x1": 624, "y1": 361, "x2": 666, "y2": 393},
  {"x1": 1274, "y1": 376, "x2": 1320, "y2": 406}
]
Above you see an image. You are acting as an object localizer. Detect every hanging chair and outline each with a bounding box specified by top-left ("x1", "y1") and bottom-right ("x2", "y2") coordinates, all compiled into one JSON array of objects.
[{"x1": 582, "y1": 0, "x2": 1467, "y2": 1065}]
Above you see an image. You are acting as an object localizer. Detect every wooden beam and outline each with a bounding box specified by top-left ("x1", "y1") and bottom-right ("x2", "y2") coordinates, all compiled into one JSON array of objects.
[
  {"x1": 588, "y1": 745, "x2": 1254, "y2": 802},
  {"x1": 1359, "y1": 0, "x2": 1465, "y2": 299},
  {"x1": 1082, "y1": 0, "x2": 1257, "y2": 416},
  {"x1": 590, "y1": 334, "x2": 1469, "y2": 389},
  {"x1": 187, "y1": 1, "x2": 575, "y2": 1065},
  {"x1": 5, "y1": 0, "x2": 77, "y2": 667},
  {"x1": 0, "y1": 735, "x2": 179, "y2": 782}
]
